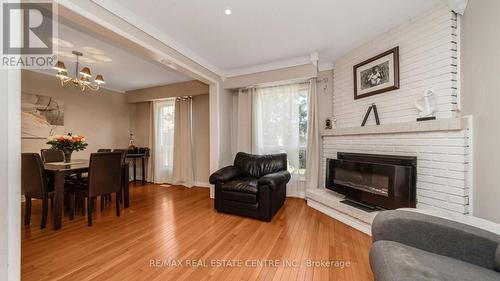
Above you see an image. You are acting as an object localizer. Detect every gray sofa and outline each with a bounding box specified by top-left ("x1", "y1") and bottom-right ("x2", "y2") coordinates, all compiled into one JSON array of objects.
[{"x1": 370, "y1": 210, "x2": 500, "y2": 281}]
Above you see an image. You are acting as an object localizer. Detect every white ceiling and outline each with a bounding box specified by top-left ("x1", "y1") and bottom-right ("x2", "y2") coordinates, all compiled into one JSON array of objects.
[
  {"x1": 35, "y1": 21, "x2": 191, "y2": 92},
  {"x1": 93, "y1": 0, "x2": 444, "y2": 76}
]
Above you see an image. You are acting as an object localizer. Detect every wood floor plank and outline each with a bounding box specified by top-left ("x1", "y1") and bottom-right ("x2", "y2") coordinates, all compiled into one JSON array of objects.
[{"x1": 22, "y1": 183, "x2": 374, "y2": 281}]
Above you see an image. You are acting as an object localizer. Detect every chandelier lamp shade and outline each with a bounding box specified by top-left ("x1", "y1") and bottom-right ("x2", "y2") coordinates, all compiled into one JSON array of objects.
[{"x1": 54, "y1": 50, "x2": 105, "y2": 92}]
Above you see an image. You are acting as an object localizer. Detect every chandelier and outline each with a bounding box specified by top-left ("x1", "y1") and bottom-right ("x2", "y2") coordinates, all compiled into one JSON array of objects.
[{"x1": 54, "y1": 51, "x2": 105, "y2": 92}]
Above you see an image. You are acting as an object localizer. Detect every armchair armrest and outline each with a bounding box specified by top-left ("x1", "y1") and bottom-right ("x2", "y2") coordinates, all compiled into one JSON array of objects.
[
  {"x1": 209, "y1": 166, "x2": 242, "y2": 184},
  {"x1": 258, "y1": 170, "x2": 291, "y2": 190},
  {"x1": 372, "y1": 210, "x2": 500, "y2": 270}
]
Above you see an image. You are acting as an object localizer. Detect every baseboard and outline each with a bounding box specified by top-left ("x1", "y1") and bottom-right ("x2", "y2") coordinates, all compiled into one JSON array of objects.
[
  {"x1": 286, "y1": 192, "x2": 306, "y2": 199},
  {"x1": 194, "y1": 181, "x2": 210, "y2": 188},
  {"x1": 307, "y1": 200, "x2": 372, "y2": 236}
]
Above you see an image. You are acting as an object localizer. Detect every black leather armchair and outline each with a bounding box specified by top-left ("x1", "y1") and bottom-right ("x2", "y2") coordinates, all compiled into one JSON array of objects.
[{"x1": 209, "y1": 152, "x2": 291, "y2": 221}]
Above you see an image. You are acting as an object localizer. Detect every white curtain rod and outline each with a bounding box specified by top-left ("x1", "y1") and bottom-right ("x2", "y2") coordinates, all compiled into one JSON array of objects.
[{"x1": 236, "y1": 78, "x2": 314, "y2": 92}]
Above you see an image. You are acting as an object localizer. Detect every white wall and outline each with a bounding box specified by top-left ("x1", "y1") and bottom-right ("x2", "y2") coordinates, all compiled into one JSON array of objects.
[
  {"x1": 218, "y1": 88, "x2": 234, "y2": 167},
  {"x1": 223, "y1": 64, "x2": 317, "y2": 89},
  {"x1": 461, "y1": 0, "x2": 500, "y2": 223},
  {"x1": 333, "y1": 4, "x2": 458, "y2": 128},
  {"x1": 320, "y1": 4, "x2": 472, "y2": 215},
  {"x1": 21, "y1": 71, "x2": 133, "y2": 158},
  {"x1": 125, "y1": 80, "x2": 209, "y2": 102},
  {"x1": 192, "y1": 95, "x2": 210, "y2": 185},
  {"x1": 317, "y1": 70, "x2": 334, "y2": 130}
]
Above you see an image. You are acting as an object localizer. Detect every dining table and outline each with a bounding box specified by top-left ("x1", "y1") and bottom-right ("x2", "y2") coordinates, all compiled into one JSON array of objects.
[{"x1": 44, "y1": 160, "x2": 130, "y2": 230}]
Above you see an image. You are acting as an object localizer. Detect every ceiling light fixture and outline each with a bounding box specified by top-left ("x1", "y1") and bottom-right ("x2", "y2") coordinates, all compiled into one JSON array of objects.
[
  {"x1": 224, "y1": 8, "x2": 232, "y2": 15},
  {"x1": 53, "y1": 50, "x2": 105, "y2": 92}
]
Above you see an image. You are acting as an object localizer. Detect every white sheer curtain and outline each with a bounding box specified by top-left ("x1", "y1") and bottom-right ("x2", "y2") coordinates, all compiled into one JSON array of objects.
[
  {"x1": 147, "y1": 101, "x2": 155, "y2": 182},
  {"x1": 153, "y1": 99, "x2": 175, "y2": 183},
  {"x1": 231, "y1": 88, "x2": 254, "y2": 157},
  {"x1": 305, "y1": 78, "x2": 320, "y2": 190},
  {"x1": 253, "y1": 83, "x2": 309, "y2": 195},
  {"x1": 171, "y1": 98, "x2": 194, "y2": 187}
]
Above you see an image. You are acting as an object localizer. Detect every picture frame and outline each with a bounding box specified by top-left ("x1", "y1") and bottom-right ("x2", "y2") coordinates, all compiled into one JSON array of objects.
[{"x1": 353, "y1": 46, "x2": 399, "y2": 100}]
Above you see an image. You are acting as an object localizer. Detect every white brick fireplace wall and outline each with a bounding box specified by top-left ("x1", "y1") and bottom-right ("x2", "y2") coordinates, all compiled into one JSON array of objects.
[
  {"x1": 320, "y1": 121, "x2": 472, "y2": 214},
  {"x1": 307, "y1": 4, "x2": 471, "y2": 235},
  {"x1": 333, "y1": 4, "x2": 459, "y2": 127}
]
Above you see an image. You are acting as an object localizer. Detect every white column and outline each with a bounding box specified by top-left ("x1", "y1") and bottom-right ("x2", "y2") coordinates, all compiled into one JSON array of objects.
[{"x1": 0, "y1": 67, "x2": 21, "y2": 281}]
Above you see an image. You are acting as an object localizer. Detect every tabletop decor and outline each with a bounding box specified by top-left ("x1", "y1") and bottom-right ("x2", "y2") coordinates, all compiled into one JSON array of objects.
[
  {"x1": 47, "y1": 133, "x2": 88, "y2": 162},
  {"x1": 361, "y1": 103, "x2": 380, "y2": 126},
  {"x1": 353, "y1": 46, "x2": 399, "y2": 99},
  {"x1": 415, "y1": 89, "x2": 436, "y2": 121}
]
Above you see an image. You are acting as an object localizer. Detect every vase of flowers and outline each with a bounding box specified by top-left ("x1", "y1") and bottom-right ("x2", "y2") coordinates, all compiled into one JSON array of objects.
[{"x1": 46, "y1": 133, "x2": 88, "y2": 163}]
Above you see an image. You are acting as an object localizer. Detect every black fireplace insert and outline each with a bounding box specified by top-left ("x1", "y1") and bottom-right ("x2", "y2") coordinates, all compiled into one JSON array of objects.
[{"x1": 325, "y1": 152, "x2": 416, "y2": 210}]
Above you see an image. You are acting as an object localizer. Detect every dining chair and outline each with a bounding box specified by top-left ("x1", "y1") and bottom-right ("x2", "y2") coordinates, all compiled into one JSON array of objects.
[
  {"x1": 40, "y1": 149, "x2": 63, "y2": 208},
  {"x1": 95, "y1": 149, "x2": 128, "y2": 208},
  {"x1": 41, "y1": 149, "x2": 64, "y2": 163},
  {"x1": 97, "y1": 149, "x2": 112, "y2": 152},
  {"x1": 112, "y1": 149, "x2": 129, "y2": 205},
  {"x1": 113, "y1": 149, "x2": 128, "y2": 163},
  {"x1": 21, "y1": 153, "x2": 54, "y2": 229},
  {"x1": 67, "y1": 152, "x2": 123, "y2": 226}
]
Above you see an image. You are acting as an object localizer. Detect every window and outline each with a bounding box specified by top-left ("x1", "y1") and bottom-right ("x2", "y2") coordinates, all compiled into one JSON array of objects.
[
  {"x1": 154, "y1": 98, "x2": 175, "y2": 183},
  {"x1": 253, "y1": 82, "x2": 308, "y2": 177},
  {"x1": 159, "y1": 103, "x2": 175, "y2": 167},
  {"x1": 298, "y1": 88, "x2": 307, "y2": 175}
]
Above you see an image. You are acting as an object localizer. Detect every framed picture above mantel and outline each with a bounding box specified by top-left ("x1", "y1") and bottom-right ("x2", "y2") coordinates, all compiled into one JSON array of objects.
[{"x1": 353, "y1": 46, "x2": 400, "y2": 100}]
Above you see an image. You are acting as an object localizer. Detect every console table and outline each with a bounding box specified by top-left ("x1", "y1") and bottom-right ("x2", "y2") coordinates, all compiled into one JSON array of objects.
[{"x1": 125, "y1": 147, "x2": 149, "y2": 185}]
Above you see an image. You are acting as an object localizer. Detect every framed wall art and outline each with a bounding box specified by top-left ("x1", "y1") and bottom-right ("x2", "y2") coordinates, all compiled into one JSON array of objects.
[{"x1": 353, "y1": 46, "x2": 399, "y2": 99}]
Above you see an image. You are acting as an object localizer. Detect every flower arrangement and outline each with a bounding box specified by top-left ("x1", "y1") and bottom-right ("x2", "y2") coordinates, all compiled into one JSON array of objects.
[{"x1": 46, "y1": 133, "x2": 88, "y2": 162}]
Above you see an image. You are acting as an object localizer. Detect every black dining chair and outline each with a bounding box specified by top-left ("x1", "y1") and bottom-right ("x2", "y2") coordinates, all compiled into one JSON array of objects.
[
  {"x1": 42, "y1": 148, "x2": 85, "y2": 199},
  {"x1": 112, "y1": 149, "x2": 130, "y2": 205},
  {"x1": 67, "y1": 152, "x2": 123, "y2": 226},
  {"x1": 97, "y1": 149, "x2": 112, "y2": 152},
  {"x1": 113, "y1": 149, "x2": 128, "y2": 164},
  {"x1": 22, "y1": 153, "x2": 55, "y2": 229},
  {"x1": 41, "y1": 149, "x2": 64, "y2": 163},
  {"x1": 95, "y1": 149, "x2": 128, "y2": 208}
]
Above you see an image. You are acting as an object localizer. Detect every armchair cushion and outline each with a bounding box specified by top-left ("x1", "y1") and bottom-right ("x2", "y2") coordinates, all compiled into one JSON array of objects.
[
  {"x1": 209, "y1": 166, "x2": 242, "y2": 184},
  {"x1": 220, "y1": 189, "x2": 257, "y2": 204},
  {"x1": 222, "y1": 179, "x2": 258, "y2": 194},
  {"x1": 234, "y1": 152, "x2": 287, "y2": 178},
  {"x1": 258, "y1": 170, "x2": 291, "y2": 190},
  {"x1": 372, "y1": 210, "x2": 500, "y2": 270},
  {"x1": 370, "y1": 240, "x2": 500, "y2": 281}
]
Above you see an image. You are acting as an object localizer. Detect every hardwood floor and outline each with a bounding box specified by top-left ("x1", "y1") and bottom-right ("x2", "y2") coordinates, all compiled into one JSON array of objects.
[{"x1": 22, "y1": 183, "x2": 374, "y2": 281}]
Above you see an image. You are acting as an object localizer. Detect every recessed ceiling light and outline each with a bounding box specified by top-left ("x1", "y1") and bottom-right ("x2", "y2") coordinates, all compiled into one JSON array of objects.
[{"x1": 224, "y1": 8, "x2": 232, "y2": 15}]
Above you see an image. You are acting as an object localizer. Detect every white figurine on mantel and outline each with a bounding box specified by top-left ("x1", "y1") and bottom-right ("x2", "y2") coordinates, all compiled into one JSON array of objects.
[{"x1": 415, "y1": 89, "x2": 436, "y2": 121}]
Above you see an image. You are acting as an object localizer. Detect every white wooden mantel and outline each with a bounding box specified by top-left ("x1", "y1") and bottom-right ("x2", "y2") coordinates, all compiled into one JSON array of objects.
[{"x1": 321, "y1": 118, "x2": 466, "y2": 137}]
